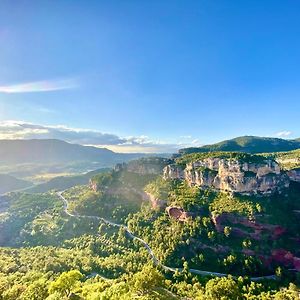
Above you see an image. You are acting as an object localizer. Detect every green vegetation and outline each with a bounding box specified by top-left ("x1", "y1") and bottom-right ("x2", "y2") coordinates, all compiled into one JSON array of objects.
[
  {"x1": 62, "y1": 185, "x2": 141, "y2": 223},
  {"x1": 27, "y1": 168, "x2": 110, "y2": 193},
  {"x1": 145, "y1": 177, "x2": 173, "y2": 199},
  {"x1": 179, "y1": 135, "x2": 300, "y2": 155},
  {"x1": 264, "y1": 149, "x2": 300, "y2": 170},
  {"x1": 176, "y1": 151, "x2": 268, "y2": 167},
  {"x1": 0, "y1": 192, "x2": 62, "y2": 246},
  {"x1": 128, "y1": 177, "x2": 300, "y2": 279},
  {"x1": 1, "y1": 156, "x2": 300, "y2": 298},
  {"x1": 65, "y1": 167, "x2": 162, "y2": 223},
  {"x1": 195, "y1": 166, "x2": 219, "y2": 176},
  {"x1": 118, "y1": 170, "x2": 158, "y2": 190},
  {"x1": 0, "y1": 174, "x2": 32, "y2": 194},
  {"x1": 126, "y1": 157, "x2": 172, "y2": 172},
  {"x1": 209, "y1": 193, "x2": 256, "y2": 217},
  {"x1": 1, "y1": 243, "x2": 299, "y2": 299},
  {"x1": 0, "y1": 191, "x2": 105, "y2": 247}
]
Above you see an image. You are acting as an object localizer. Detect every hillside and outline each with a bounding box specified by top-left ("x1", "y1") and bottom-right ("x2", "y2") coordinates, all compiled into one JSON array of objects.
[
  {"x1": 0, "y1": 139, "x2": 153, "y2": 180},
  {"x1": 179, "y1": 136, "x2": 300, "y2": 155},
  {"x1": 0, "y1": 139, "x2": 146, "y2": 166},
  {"x1": 26, "y1": 168, "x2": 110, "y2": 194},
  {"x1": 0, "y1": 174, "x2": 32, "y2": 194},
  {"x1": 1, "y1": 155, "x2": 300, "y2": 298}
]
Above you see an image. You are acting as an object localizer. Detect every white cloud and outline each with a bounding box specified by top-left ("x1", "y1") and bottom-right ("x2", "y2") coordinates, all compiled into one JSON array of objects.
[
  {"x1": 0, "y1": 120, "x2": 191, "y2": 153},
  {"x1": 276, "y1": 131, "x2": 292, "y2": 138},
  {"x1": 0, "y1": 77, "x2": 79, "y2": 93},
  {"x1": 191, "y1": 139, "x2": 202, "y2": 146}
]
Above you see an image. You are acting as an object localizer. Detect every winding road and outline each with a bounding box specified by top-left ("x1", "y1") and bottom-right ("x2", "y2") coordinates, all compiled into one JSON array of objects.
[{"x1": 57, "y1": 191, "x2": 277, "y2": 282}]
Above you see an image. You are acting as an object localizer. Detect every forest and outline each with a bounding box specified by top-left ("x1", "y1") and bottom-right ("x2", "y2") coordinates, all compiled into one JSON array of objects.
[{"x1": 1, "y1": 155, "x2": 300, "y2": 299}]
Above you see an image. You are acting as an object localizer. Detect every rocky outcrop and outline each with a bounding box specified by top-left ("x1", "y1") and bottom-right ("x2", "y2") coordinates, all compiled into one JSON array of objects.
[
  {"x1": 115, "y1": 157, "x2": 171, "y2": 175},
  {"x1": 163, "y1": 164, "x2": 185, "y2": 180},
  {"x1": 287, "y1": 168, "x2": 300, "y2": 182},
  {"x1": 211, "y1": 212, "x2": 286, "y2": 240},
  {"x1": 163, "y1": 157, "x2": 289, "y2": 195},
  {"x1": 89, "y1": 179, "x2": 99, "y2": 192},
  {"x1": 166, "y1": 206, "x2": 191, "y2": 222},
  {"x1": 270, "y1": 249, "x2": 300, "y2": 271}
]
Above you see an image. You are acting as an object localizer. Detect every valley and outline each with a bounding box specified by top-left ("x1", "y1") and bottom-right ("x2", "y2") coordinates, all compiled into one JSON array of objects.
[
  {"x1": 2, "y1": 2, "x2": 299, "y2": 298},
  {"x1": 1, "y1": 138, "x2": 300, "y2": 298}
]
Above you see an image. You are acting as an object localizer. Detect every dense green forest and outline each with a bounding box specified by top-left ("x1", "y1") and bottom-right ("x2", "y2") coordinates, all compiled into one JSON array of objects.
[
  {"x1": 179, "y1": 136, "x2": 300, "y2": 155},
  {"x1": 1, "y1": 154, "x2": 300, "y2": 299}
]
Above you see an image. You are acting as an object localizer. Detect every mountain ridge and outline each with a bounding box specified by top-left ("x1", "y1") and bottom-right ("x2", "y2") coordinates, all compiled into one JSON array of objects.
[
  {"x1": 0, "y1": 139, "x2": 148, "y2": 166},
  {"x1": 0, "y1": 174, "x2": 32, "y2": 194},
  {"x1": 179, "y1": 135, "x2": 300, "y2": 155}
]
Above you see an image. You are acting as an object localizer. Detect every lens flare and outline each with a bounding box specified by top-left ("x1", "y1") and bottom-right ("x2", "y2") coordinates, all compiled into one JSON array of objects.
[{"x1": 0, "y1": 78, "x2": 78, "y2": 93}]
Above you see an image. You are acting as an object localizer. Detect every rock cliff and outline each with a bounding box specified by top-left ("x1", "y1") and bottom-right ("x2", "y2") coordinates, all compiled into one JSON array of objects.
[{"x1": 163, "y1": 157, "x2": 289, "y2": 195}]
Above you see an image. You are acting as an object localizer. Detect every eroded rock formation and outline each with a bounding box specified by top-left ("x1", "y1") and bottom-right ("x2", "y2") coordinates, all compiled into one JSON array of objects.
[
  {"x1": 166, "y1": 206, "x2": 191, "y2": 222},
  {"x1": 211, "y1": 212, "x2": 286, "y2": 240},
  {"x1": 163, "y1": 157, "x2": 289, "y2": 195}
]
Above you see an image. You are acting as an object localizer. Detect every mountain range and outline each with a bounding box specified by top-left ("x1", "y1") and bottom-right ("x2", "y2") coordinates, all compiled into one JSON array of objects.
[
  {"x1": 0, "y1": 139, "x2": 146, "y2": 166},
  {"x1": 1, "y1": 137, "x2": 299, "y2": 168},
  {"x1": 179, "y1": 136, "x2": 300, "y2": 155}
]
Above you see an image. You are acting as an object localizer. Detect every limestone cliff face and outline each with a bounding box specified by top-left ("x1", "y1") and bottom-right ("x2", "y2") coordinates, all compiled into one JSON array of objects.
[
  {"x1": 163, "y1": 164, "x2": 185, "y2": 180},
  {"x1": 163, "y1": 158, "x2": 289, "y2": 195}
]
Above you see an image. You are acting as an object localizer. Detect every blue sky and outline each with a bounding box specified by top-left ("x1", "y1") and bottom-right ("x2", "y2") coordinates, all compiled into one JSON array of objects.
[{"x1": 0, "y1": 0, "x2": 299, "y2": 152}]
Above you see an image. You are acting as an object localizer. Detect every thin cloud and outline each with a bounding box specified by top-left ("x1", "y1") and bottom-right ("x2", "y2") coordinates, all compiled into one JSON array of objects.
[
  {"x1": 100, "y1": 143, "x2": 181, "y2": 153},
  {"x1": 191, "y1": 139, "x2": 202, "y2": 146},
  {"x1": 0, "y1": 121, "x2": 180, "y2": 153},
  {"x1": 180, "y1": 135, "x2": 192, "y2": 139},
  {"x1": 0, "y1": 120, "x2": 196, "y2": 153},
  {"x1": 276, "y1": 131, "x2": 292, "y2": 138},
  {"x1": 0, "y1": 78, "x2": 79, "y2": 94}
]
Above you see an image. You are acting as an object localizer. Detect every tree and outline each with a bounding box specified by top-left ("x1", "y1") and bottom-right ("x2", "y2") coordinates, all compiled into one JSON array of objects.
[
  {"x1": 131, "y1": 265, "x2": 164, "y2": 295},
  {"x1": 205, "y1": 277, "x2": 240, "y2": 300},
  {"x1": 274, "y1": 284, "x2": 299, "y2": 300},
  {"x1": 48, "y1": 270, "x2": 83, "y2": 298},
  {"x1": 223, "y1": 226, "x2": 231, "y2": 237},
  {"x1": 22, "y1": 279, "x2": 49, "y2": 300}
]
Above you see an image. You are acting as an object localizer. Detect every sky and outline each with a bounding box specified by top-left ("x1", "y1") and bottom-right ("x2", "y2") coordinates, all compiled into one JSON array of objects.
[{"x1": 0, "y1": 0, "x2": 299, "y2": 153}]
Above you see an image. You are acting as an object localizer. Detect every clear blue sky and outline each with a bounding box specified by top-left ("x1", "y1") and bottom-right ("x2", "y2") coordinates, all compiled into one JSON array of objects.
[{"x1": 0, "y1": 0, "x2": 299, "y2": 152}]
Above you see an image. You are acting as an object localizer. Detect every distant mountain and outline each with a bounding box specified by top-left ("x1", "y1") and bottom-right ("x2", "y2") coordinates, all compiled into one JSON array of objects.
[
  {"x1": 27, "y1": 168, "x2": 110, "y2": 193},
  {"x1": 0, "y1": 139, "x2": 147, "y2": 167},
  {"x1": 0, "y1": 174, "x2": 32, "y2": 194},
  {"x1": 179, "y1": 136, "x2": 300, "y2": 155}
]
